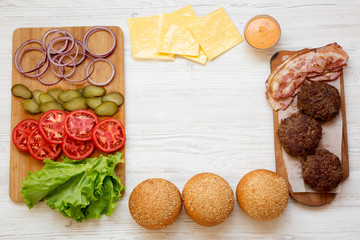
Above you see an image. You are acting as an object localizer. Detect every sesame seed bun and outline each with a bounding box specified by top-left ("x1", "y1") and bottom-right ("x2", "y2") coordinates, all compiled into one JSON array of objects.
[
  {"x1": 129, "y1": 178, "x2": 182, "y2": 230},
  {"x1": 236, "y1": 169, "x2": 289, "y2": 221},
  {"x1": 182, "y1": 173, "x2": 234, "y2": 227}
]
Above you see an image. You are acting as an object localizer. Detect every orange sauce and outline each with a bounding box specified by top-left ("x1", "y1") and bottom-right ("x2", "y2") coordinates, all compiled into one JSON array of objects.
[{"x1": 245, "y1": 16, "x2": 281, "y2": 49}]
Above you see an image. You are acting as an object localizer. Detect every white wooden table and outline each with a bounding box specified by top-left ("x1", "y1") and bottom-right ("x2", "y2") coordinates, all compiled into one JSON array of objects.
[{"x1": 1, "y1": 0, "x2": 360, "y2": 239}]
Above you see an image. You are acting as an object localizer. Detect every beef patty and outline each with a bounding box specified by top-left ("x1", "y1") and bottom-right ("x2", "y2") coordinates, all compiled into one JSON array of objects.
[
  {"x1": 277, "y1": 113, "x2": 322, "y2": 157},
  {"x1": 302, "y1": 149, "x2": 343, "y2": 192},
  {"x1": 297, "y1": 81, "x2": 341, "y2": 122}
]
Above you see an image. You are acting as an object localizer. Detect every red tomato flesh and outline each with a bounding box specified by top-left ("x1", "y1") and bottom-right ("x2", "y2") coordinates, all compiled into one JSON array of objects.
[
  {"x1": 12, "y1": 119, "x2": 38, "y2": 151},
  {"x1": 64, "y1": 110, "x2": 98, "y2": 141},
  {"x1": 38, "y1": 110, "x2": 67, "y2": 144},
  {"x1": 27, "y1": 128, "x2": 62, "y2": 161},
  {"x1": 62, "y1": 135, "x2": 95, "y2": 160},
  {"x1": 92, "y1": 119, "x2": 126, "y2": 152}
]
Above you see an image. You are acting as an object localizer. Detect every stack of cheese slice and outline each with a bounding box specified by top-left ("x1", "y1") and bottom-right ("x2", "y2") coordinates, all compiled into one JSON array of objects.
[{"x1": 128, "y1": 6, "x2": 243, "y2": 64}]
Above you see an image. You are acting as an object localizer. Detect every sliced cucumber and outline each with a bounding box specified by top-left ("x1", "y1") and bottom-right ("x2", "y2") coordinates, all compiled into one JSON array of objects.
[
  {"x1": 32, "y1": 90, "x2": 44, "y2": 105},
  {"x1": 11, "y1": 84, "x2": 32, "y2": 99},
  {"x1": 86, "y1": 97, "x2": 103, "y2": 109},
  {"x1": 102, "y1": 92, "x2": 124, "y2": 106},
  {"x1": 22, "y1": 99, "x2": 41, "y2": 114},
  {"x1": 47, "y1": 88, "x2": 64, "y2": 102},
  {"x1": 82, "y1": 85, "x2": 106, "y2": 98},
  {"x1": 63, "y1": 97, "x2": 88, "y2": 111},
  {"x1": 58, "y1": 90, "x2": 82, "y2": 102},
  {"x1": 94, "y1": 101, "x2": 118, "y2": 116},
  {"x1": 40, "y1": 101, "x2": 64, "y2": 113},
  {"x1": 39, "y1": 93, "x2": 56, "y2": 105}
]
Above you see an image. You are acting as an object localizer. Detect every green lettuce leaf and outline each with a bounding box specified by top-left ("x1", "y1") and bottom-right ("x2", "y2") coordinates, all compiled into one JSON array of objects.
[{"x1": 21, "y1": 152, "x2": 125, "y2": 221}]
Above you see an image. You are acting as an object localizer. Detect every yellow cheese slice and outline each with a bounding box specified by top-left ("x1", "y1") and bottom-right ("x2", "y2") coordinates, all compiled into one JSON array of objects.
[
  {"x1": 158, "y1": 13, "x2": 200, "y2": 56},
  {"x1": 128, "y1": 15, "x2": 174, "y2": 60},
  {"x1": 189, "y1": 8, "x2": 243, "y2": 60},
  {"x1": 170, "y1": 5, "x2": 207, "y2": 63},
  {"x1": 172, "y1": 6, "x2": 208, "y2": 64},
  {"x1": 181, "y1": 47, "x2": 208, "y2": 65}
]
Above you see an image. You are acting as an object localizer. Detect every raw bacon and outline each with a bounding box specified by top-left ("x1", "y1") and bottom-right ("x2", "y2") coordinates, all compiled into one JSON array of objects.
[
  {"x1": 265, "y1": 42, "x2": 348, "y2": 111},
  {"x1": 308, "y1": 70, "x2": 342, "y2": 82}
]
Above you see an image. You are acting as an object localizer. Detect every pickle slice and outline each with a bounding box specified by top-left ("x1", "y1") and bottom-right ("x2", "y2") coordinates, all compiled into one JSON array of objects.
[
  {"x1": 32, "y1": 90, "x2": 44, "y2": 105},
  {"x1": 102, "y1": 92, "x2": 124, "y2": 106},
  {"x1": 39, "y1": 93, "x2": 56, "y2": 105},
  {"x1": 47, "y1": 88, "x2": 64, "y2": 102},
  {"x1": 22, "y1": 99, "x2": 41, "y2": 114},
  {"x1": 82, "y1": 85, "x2": 106, "y2": 98},
  {"x1": 86, "y1": 97, "x2": 103, "y2": 109},
  {"x1": 63, "y1": 97, "x2": 88, "y2": 111},
  {"x1": 40, "y1": 101, "x2": 65, "y2": 113},
  {"x1": 11, "y1": 84, "x2": 32, "y2": 99},
  {"x1": 58, "y1": 90, "x2": 82, "y2": 102},
  {"x1": 94, "y1": 101, "x2": 118, "y2": 116}
]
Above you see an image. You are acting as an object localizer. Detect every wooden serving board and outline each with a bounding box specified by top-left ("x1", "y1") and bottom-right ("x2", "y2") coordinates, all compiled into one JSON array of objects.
[
  {"x1": 10, "y1": 26, "x2": 125, "y2": 202},
  {"x1": 271, "y1": 50, "x2": 349, "y2": 206}
]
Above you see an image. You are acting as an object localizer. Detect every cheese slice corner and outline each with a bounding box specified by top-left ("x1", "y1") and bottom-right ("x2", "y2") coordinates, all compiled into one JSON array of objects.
[
  {"x1": 189, "y1": 7, "x2": 243, "y2": 60},
  {"x1": 158, "y1": 13, "x2": 200, "y2": 56},
  {"x1": 128, "y1": 15, "x2": 174, "y2": 60}
]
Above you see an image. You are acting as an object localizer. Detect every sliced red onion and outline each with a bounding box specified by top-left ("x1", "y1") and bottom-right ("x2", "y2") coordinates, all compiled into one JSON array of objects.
[
  {"x1": 58, "y1": 54, "x2": 77, "y2": 77},
  {"x1": 47, "y1": 39, "x2": 78, "y2": 67},
  {"x1": 50, "y1": 54, "x2": 76, "y2": 78},
  {"x1": 36, "y1": 59, "x2": 62, "y2": 85},
  {"x1": 66, "y1": 40, "x2": 86, "y2": 67},
  {"x1": 42, "y1": 28, "x2": 68, "y2": 54},
  {"x1": 15, "y1": 27, "x2": 116, "y2": 87},
  {"x1": 86, "y1": 58, "x2": 115, "y2": 86},
  {"x1": 14, "y1": 40, "x2": 47, "y2": 74},
  {"x1": 63, "y1": 53, "x2": 95, "y2": 83},
  {"x1": 17, "y1": 47, "x2": 49, "y2": 78},
  {"x1": 48, "y1": 30, "x2": 74, "y2": 55},
  {"x1": 83, "y1": 26, "x2": 117, "y2": 58}
]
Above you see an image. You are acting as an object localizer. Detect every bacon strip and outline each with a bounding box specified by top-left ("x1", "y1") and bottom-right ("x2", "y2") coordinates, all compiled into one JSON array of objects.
[
  {"x1": 308, "y1": 70, "x2": 342, "y2": 82},
  {"x1": 265, "y1": 42, "x2": 348, "y2": 111},
  {"x1": 307, "y1": 66, "x2": 343, "y2": 78},
  {"x1": 266, "y1": 91, "x2": 294, "y2": 111}
]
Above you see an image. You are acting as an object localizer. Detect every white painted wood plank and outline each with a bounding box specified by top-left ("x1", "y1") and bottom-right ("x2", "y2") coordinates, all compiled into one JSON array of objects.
[{"x1": 0, "y1": 0, "x2": 360, "y2": 239}]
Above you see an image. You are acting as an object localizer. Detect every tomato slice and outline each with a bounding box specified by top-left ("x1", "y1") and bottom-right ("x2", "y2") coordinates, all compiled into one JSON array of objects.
[
  {"x1": 62, "y1": 135, "x2": 95, "y2": 160},
  {"x1": 92, "y1": 118, "x2": 126, "y2": 152},
  {"x1": 12, "y1": 119, "x2": 38, "y2": 151},
  {"x1": 27, "y1": 128, "x2": 62, "y2": 161},
  {"x1": 38, "y1": 110, "x2": 67, "y2": 144},
  {"x1": 64, "y1": 110, "x2": 98, "y2": 141}
]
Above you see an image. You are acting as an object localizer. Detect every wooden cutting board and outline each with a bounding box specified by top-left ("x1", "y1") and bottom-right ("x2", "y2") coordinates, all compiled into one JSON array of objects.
[
  {"x1": 271, "y1": 50, "x2": 349, "y2": 206},
  {"x1": 10, "y1": 26, "x2": 125, "y2": 202}
]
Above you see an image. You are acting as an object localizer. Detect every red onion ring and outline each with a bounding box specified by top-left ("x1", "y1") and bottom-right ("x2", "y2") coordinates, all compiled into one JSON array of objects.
[
  {"x1": 86, "y1": 58, "x2": 115, "y2": 86},
  {"x1": 67, "y1": 40, "x2": 86, "y2": 67},
  {"x1": 42, "y1": 29, "x2": 62, "y2": 44},
  {"x1": 83, "y1": 26, "x2": 117, "y2": 58},
  {"x1": 58, "y1": 54, "x2": 77, "y2": 77},
  {"x1": 36, "y1": 59, "x2": 62, "y2": 85},
  {"x1": 15, "y1": 27, "x2": 116, "y2": 86},
  {"x1": 47, "y1": 38, "x2": 78, "y2": 67},
  {"x1": 42, "y1": 28, "x2": 68, "y2": 54},
  {"x1": 50, "y1": 54, "x2": 76, "y2": 78},
  {"x1": 48, "y1": 30, "x2": 74, "y2": 55},
  {"x1": 17, "y1": 47, "x2": 49, "y2": 78},
  {"x1": 63, "y1": 53, "x2": 95, "y2": 83},
  {"x1": 14, "y1": 39, "x2": 47, "y2": 74}
]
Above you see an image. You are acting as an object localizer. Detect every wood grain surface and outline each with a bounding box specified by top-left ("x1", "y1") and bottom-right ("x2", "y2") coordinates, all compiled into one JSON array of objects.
[
  {"x1": 270, "y1": 50, "x2": 349, "y2": 206},
  {"x1": 10, "y1": 26, "x2": 125, "y2": 202},
  {"x1": 1, "y1": 0, "x2": 360, "y2": 239}
]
